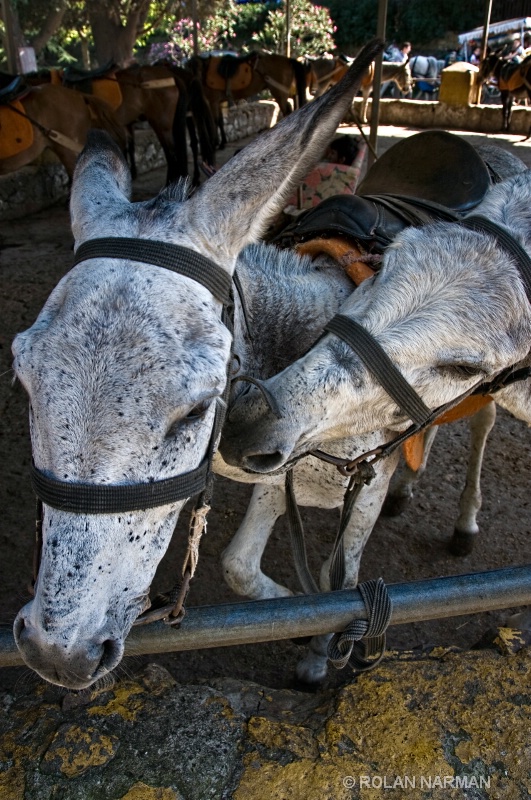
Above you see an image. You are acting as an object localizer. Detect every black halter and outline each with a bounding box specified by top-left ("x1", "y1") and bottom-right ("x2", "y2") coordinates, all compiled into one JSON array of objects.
[
  {"x1": 30, "y1": 237, "x2": 233, "y2": 514},
  {"x1": 312, "y1": 215, "x2": 531, "y2": 475}
]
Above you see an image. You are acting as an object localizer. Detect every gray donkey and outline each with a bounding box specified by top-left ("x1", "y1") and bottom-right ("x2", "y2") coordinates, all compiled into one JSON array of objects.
[{"x1": 10, "y1": 39, "x2": 385, "y2": 690}]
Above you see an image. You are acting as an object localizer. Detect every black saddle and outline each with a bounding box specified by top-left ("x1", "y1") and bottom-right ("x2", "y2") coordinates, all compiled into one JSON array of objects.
[
  {"x1": 217, "y1": 53, "x2": 255, "y2": 80},
  {"x1": 0, "y1": 73, "x2": 28, "y2": 105},
  {"x1": 63, "y1": 61, "x2": 116, "y2": 88},
  {"x1": 275, "y1": 130, "x2": 493, "y2": 253}
]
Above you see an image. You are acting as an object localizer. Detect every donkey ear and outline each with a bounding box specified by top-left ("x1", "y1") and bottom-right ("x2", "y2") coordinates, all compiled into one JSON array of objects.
[
  {"x1": 184, "y1": 38, "x2": 384, "y2": 259},
  {"x1": 70, "y1": 130, "x2": 132, "y2": 244}
]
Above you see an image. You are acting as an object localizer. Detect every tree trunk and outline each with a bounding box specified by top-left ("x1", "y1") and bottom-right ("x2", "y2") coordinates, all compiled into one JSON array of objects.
[
  {"x1": 30, "y1": 0, "x2": 68, "y2": 55},
  {"x1": 86, "y1": 1, "x2": 150, "y2": 67}
]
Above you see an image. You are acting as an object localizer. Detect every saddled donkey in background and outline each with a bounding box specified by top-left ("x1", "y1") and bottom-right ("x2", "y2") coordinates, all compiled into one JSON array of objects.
[
  {"x1": 188, "y1": 52, "x2": 307, "y2": 149},
  {"x1": 478, "y1": 51, "x2": 531, "y2": 132},
  {"x1": 220, "y1": 168, "x2": 531, "y2": 681},
  {"x1": 10, "y1": 40, "x2": 383, "y2": 690},
  {"x1": 359, "y1": 59, "x2": 412, "y2": 122}
]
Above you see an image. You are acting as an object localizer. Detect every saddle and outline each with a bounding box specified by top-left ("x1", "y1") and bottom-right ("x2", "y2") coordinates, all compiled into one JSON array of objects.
[
  {"x1": 206, "y1": 55, "x2": 255, "y2": 92},
  {"x1": 0, "y1": 73, "x2": 29, "y2": 105},
  {"x1": 63, "y1": 61, "x2": 117, "y2": 86},
  {"x1": 275, "y1": 130, "x2": 492, "y2": 254},
  {"x1": 63, "y1": 62, "x2": 122, "y2": 110}
]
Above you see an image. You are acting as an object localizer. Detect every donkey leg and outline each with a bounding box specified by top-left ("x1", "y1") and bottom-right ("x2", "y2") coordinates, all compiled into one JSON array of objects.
[
  {"x1": 382, "y1": 425, "x2": 439, "y2": 516},
  {"x1": 295, "y1": 454, "x2": 399, "y2": 686},
  {"x1": 449, "y1": 401, "x2": 496, "y2": 556},
  {"x1": 360, "y1": 88, "x2": 369, "y2": 124},
  {"x1": 221, "y1": 482, "x2": 291, "y2": 600}
]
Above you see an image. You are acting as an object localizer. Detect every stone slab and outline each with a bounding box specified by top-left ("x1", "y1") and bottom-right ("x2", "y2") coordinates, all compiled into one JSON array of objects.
[{"x1": 1, "y1": 644, "x2": 530, "y2": 799}]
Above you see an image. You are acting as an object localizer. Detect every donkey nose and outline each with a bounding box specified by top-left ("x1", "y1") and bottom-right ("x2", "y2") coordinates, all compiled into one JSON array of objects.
[
  {"x1": 242, "y1": 449, "x2": 289, "y2": 473},
  {"x1": 14, "y1": 609, "x2": 124, "y2": 689}
]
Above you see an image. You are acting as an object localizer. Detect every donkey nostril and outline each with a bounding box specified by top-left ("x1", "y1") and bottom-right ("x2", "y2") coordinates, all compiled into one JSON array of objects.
[
  {"x1": 244, "y1": 451, "x2": 286, "y2": 473},
  {"x1": 13, "y1": 614, "x2": 27, "y2": 642},
  {"x1": 93, "y1": 638, "x2": 123, "y2": 677}
]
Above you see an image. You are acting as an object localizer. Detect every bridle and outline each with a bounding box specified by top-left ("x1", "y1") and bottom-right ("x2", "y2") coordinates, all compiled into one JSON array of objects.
[
  {"x1": 307, "y1": 215, "x2": 531, "y2": 479},
  {"x1": 30, "y1": 236, "x2": 234, "y2": 625}
]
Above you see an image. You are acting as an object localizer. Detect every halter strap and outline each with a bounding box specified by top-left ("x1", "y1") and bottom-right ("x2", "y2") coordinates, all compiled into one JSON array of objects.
[
  {"x1": 73, "y1": 237, "x2": 232, "y2": 305},
  {"x1": 315, "y1": 216, "x2": 531, "y2": 476}
]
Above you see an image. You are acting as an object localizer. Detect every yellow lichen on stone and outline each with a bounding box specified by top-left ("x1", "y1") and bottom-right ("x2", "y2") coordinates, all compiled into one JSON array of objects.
[
  {"x1": 234, "y1": 756, "x2": 352, "y2": 800},
  {"x1": 0, "y1": 764, "x2": 25, "y2": 800},
  {"x1": 88, "y1": 680, "x2": 146, "y2": 721},
  {"x1": 120, "y1": 783, "x2": 183, "y2": 800},
  {"x1": 494, "y1": 626, "x2": 529, "y2": 655},
  {"x1": 247, "y1": 715, "x2": 319, "y2": 760},
  {"x1": 234, "y1": 649, "x2": 531, "y2": 799},
  {"x1": 42, "y1": 724, "x2": 118, "y2": 778}
]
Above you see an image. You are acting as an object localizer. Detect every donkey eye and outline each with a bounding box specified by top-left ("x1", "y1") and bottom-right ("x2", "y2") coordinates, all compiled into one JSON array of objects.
[
  {"x1": 184, "y1": 400, "x2": 211, "y2": 421},
  {"x1": 442, "y1": 364, "x2": 485, "y2": 379}
]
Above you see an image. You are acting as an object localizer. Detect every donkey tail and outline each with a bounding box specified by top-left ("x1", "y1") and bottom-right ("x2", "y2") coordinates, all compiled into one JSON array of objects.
[
  {"x1": 291, "y1": 57, "x2": 308, "y2": 108},
  {"x1": 83, "y1": 95, "x2": 128, "y2": 155}
]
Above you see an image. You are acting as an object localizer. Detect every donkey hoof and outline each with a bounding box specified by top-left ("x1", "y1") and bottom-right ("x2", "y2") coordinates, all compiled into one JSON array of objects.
[
  {"x1": 448, "y1": 529, "x2": 476, "y2": 557},
  {"x1": 381, "y1": 494, "x2": 410, "y2": 517}
]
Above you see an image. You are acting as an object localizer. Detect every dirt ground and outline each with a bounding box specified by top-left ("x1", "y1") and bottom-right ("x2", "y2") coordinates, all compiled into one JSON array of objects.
[{"x1": 1, "y1": 123, "x2": 531, "y2": 694}]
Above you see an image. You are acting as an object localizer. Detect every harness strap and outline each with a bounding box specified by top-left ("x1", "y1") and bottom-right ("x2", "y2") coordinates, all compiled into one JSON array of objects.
[
  {"x1": 73, "y1": 238, "x2": 232, "y2": 305},
  {"x1": 324, "y1": 315, "x2": 431, "y2": 426},
  {"x1": 31, "y1": 458, "x2": 210, "y2": 514},
  {"x1": 460, "y1": 215, "x2": 531, "y2": 302}
]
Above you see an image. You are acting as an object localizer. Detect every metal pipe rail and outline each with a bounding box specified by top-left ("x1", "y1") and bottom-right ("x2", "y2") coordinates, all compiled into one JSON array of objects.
[{"x1": 0, "y1": 565, "x2": 529, "y2": 667}]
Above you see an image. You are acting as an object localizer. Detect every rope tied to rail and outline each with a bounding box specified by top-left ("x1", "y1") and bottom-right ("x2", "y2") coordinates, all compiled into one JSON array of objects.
[{"x1": 327, "y1": 577, "x2": 392, "y2": 671}]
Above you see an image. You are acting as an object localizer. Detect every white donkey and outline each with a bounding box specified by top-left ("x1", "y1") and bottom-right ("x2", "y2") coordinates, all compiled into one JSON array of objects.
[
  {"x1": 10, "y1": 38, "x2": 385, "y2": 690},
  {"x1": 220, "y1": 171, "x2": 531, "y2": 678}
]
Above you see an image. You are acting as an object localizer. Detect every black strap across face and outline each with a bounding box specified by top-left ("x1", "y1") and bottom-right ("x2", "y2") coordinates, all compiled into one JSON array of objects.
[
  {"x1": 31, "y1": 237, "x2": 233, "y2": 514},
  {"x1": 31, "y1": 460, "x2": 210, "y2": 514},
  {"x1": 318, "y1": 215, "x2": 531, "y2": 471},
  {"x1": 73, "y1": 237, "x2": 232, "y2": 305}
]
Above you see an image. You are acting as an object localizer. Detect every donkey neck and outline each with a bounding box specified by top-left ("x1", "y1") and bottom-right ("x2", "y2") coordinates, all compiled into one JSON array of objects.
[{"x1": 233, "y1": 243, "x2": 354, "y2": 379}]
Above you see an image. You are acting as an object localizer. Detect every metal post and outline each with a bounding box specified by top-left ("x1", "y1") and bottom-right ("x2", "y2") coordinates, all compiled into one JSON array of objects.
[
  {"x1": 475, "y1": 0, "x2": 494, "y2": 103},
  {"x1": 368, "y1": 0, "x2": 388, "y2": 166},
  {"x1": 191, "y1": 0, "x2": 199, "y2": 56},
  {"x1": 1, "y1": 566, "x2": 530, "y2": 668},
  {"x1": 285, "y1": 0, "x2": 291, "y2": 58}
]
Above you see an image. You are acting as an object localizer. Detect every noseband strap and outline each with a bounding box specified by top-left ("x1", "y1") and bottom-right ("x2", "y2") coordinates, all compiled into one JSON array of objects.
[{"x1": 30, "y1": 458, "x2": 210, "y2": 514}]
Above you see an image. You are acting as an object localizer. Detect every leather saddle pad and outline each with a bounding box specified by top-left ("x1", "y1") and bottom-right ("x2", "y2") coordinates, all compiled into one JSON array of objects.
[
  {"x1": 498, "y1": 63, "x2": 525, "y2": 93},
  {"x1": 274, "y1": 192, "x2": 460, "y2": 252},
  {"x1": 206, "y1": 57, "x2": 253, "y2": 92},
  {"x1": 357, "y1": 129, "x2": 491, "y2": 211},
  {"x1": 91, "y1": 78, "x2": 122, "y2": 110},
  {"x1": 0, "y1": 99, "x2": 34, "y2": 159}
]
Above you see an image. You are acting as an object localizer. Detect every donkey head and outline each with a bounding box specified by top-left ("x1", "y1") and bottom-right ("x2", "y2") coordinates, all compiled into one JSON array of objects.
[
  {"x1": 220, "y1": 185, "x2": 531, "y2": 475},
  {"x1": 11, "y1": 38, "x2": 384, "y2": 689}
]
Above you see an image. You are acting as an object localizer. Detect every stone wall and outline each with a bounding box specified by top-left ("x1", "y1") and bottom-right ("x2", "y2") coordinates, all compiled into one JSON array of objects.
[
  {"x1": 349, "y1": 97, "x2": 531, "y2": 135},
  {"x1": 0, "y1": 101, "x2": 277, "y2": 222}
]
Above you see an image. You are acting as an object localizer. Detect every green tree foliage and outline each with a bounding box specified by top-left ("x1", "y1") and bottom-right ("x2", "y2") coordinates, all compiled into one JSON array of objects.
[
  {"x1": 253, "y1": 0, "x2": 336, "y2": 55},
  {"x1": 324, "y1": 0, "x2": 486, "y2": 52}
]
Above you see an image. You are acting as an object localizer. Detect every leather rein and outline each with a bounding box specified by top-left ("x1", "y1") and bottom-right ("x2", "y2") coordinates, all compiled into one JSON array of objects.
[{"x1": 30, "y1": 237, "x2": 234, "y2": 626}]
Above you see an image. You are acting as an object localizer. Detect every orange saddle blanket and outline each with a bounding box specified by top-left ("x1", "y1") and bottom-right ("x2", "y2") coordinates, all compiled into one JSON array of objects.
[
  {"x1": 0, "y1": 100, "x2": 34, "y2": 159},
  {"x1": 91, "y1": 78, "x2": 122, "y2": 111}
]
